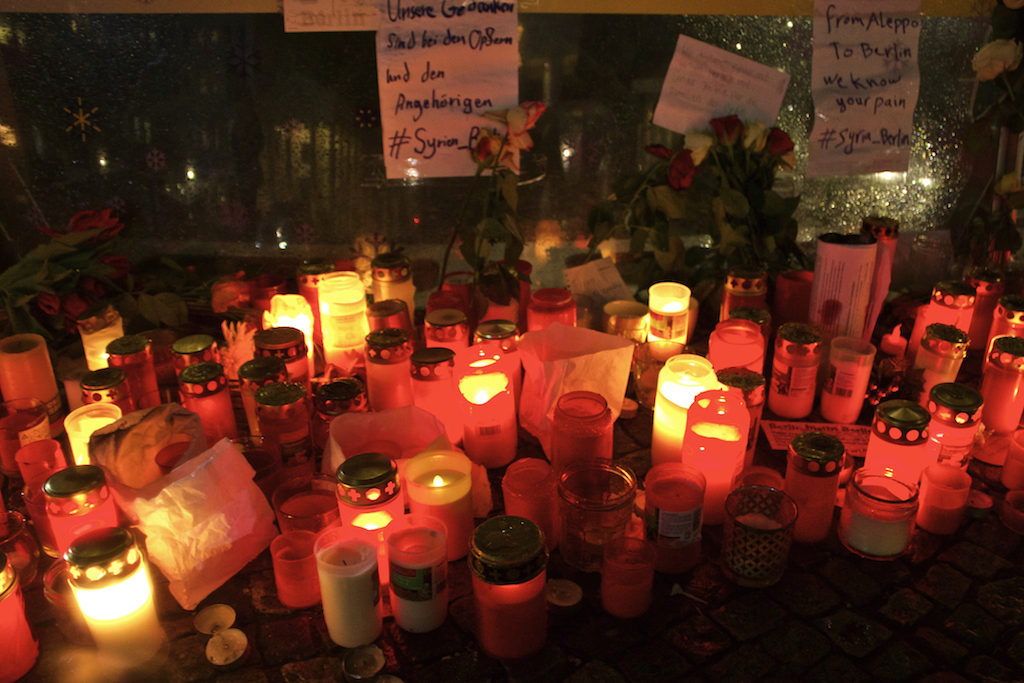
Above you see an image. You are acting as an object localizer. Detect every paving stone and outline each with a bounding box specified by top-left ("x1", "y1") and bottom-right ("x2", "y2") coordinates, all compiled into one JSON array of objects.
[
  {"x1": 865, "y1": 640, "x2": 933, "y2": 681},
  {"x1": 962, "y1": 515, "x2": 1021, "y2": 557},
  {"x1": 820, "y1": 557, "x2": 881, "y2": 607},
  {"x1": 913, "y1": 627, "x2": 969, "y2": 666},
  {"x1": 382, "y1": 620, "x2": 467, "y2": 665},
  {"x1": 279, "y1": 656, "x2": 345, "y2": 682},
  {"x1": 249, "y1": 569, "x2": 293, "y2": 616},
  {"x1": 703, "y1": 641, "x2": 775, "y2": 682},
  {"x1": 618, "y1": 410, "x2": 653, "y2": 448},
  {"x1": 850, "y1": 555, "x2": 912, "y2": 586},
  {"x1": 556, "y1": 611, "x2": 647, "y2": 660},
  {"x1": 976, "y1": 576, "x2": 1024, "y2": 627},
  {"x1": 612, "y1": 420, "x2": 642, "y2": 454},
  {"x1": 916, "y1": 674, "x2": 972, "y2": 683},
  {"x1": 758, "y1": 620, "x2": 832, "y2": 674},
  {"x1": 937, "y1": 542, "x2": 1012, "y2": 580},
  {"x1": 446, "y1": 594, "x2": 476, "y2": 640},
  {"x1": 446, "y1": 555, "x2": 474, "y2": 602},
  {"x1": 943, "y1": 603, "x2": 1006, "y2": 648},
  {"x1": 965, "y1": 655, "x2": 1017, "y2": 682},
  {"x1": 680, "y1": 560, "x2": 735, "y2": 606},
  {"x1": 785, "y1": 652, "x2": 869, "y2": 683},
  {"x1": 879, "y1": 588, "x2": 934, "y2": 627},
  {"x1": 665, "y1": 609, "x2": 732, "y2": 661},
  {"x1": 201, "y1": 573, "x2": 258, "y2": 625},
  {"x1": 769, "y1": 571, "x2": 842, "y2": 617},
  {"x1": 915, "y1": 564, "x2": 972, "y2": 609},
  {"x1": 709, "y1": 592, "x2": 787, "y2": 641},
  {"x1": 166, "y1": 632, "x2": 219, "y2": 683},
  {"x1": 611, "y1": 637, "x2": 692, "y2": 682},
  {"x1": 614, "y1": 449, "x2": 651, "y2": 485},
  {"x1": 413, "y1": 649, "x2": 504, "y2": 683},
  {"x1": 501, "y1": 643, "x2": 576, "y2": 683},
  {"x1": 817, "y1": 609, "x2": 893, "y2": 658},
  {"x1": 215, "y1": 667, "x2": 271, "y2": 683},
  {"x1": 257, "y1": 616, "x2": 320, "y2": 667},
  {"x1": 563, "y1": 659, "x2": 628, "y2": 683}
]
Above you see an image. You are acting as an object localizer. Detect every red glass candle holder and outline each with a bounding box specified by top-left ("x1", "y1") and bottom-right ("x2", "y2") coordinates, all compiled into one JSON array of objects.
[
  {"x1": 255, "y1": 381, "x2": 313, "y2": 471},
  {"x1": 171, "y1": 333, "x2": 220, "y2": 374},
  {"x1": 707, "y1": 318, "x2": 765, "y2": 373},
  {"x1": 550, "y1": 390, "x2": 613, "y2": 472},
  {"x1": 457, "y1": 355, "x2": 516, "y2": 468},
  {"x1": 502, "y1": 458, "x2": 558, "y2": 551},
  {"x1": 255, "y1": 326, "x2": 310, "y2": 392},
  {"x1": 600, "y1": 537, "x2": 656, "y2": 618},
  {"x1": 0, "y1": 550, "x2": 38, "y2": 681},
  {"x1": 106, "y1": 334, "x2": 161, "y2": 409},
  {"x1": 680, "y1": 389, "x2": 750, "y2": 525},
  {"x1": 526, "y1": 287, "x2": 576, "y2": 332},
  {"x1": 43, "y1": 464, "x2": 121, "y2": 556},
  {"x1": 179, "y1": 362, "x2": 238, "y2": 448},
  {"x1": 643, "y1": 462, "x2": 705, "y2": 573},
  {"x1": 365, "y1": 328, "x2": 414, "y2": 412},
  {"x1": 0, "y1": 398, "x2": 49, "y2": 479}
]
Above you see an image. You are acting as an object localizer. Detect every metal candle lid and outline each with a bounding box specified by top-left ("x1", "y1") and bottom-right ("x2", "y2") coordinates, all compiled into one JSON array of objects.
[
  {"x1": 728, "y1": 307, "x2": 772, "y2": 329},
  {"x1": 76, "y1": 302, "x2": 120, "y2": 333},
  {"x1": 988, "y1": 335, "x2": 1024, "y2": 370},
  {"x1": 861, "y1": 215, "x2": 899, "y2": 240},
  {"x1": 255, "y1": 381, "x2": 307, "y2": 407},
  {"x1": 365, "y1": 328, "x2": 412, "y2": 364},
  {"x1": 469, "y1": 515, "x2": 548, "y2": 585},
  {"x1": 927, "y1": 382, "x2": 984, "y2": 425},
  {"x1": 367, "y1": 299, "x2": 411, "y2": 331},
  {"x1": 254, "y1": 327, "x2": 307, "y2": 358},
  {"x1": 106, "y1": 334, "x2": 149, "y2": 358},
  {"x1": 725, "y1": 267, "x2": 767, "y2": 293},
  {"x1": 790, "y1": 431, "x2": 845, "y2": 470},
  {"x1": 172, "y1": 334, "x2": 218, "y2": 357},
  {"x1": 425, "y1": 308, "x2": 467, "y2": 328},
  {"x1": 44, "y1": 464, "x2": 106, "y2": 497},
  {"x1": 775, "y1": 322, "x2": 823, "y2": 355},
  {"x1": 966, "y1": 267, "x2": 1004, "y2": 296},
  {"x1": 996, "y1": 294, "x2": 1024, "y2": 325},
  {"x1": 179, "y1": 361, "x2": 227, "y2": 397},
  {"x1": 410, "y1": 347, "x2": 455, "y2": 381},
  {"x1": 716, "y1": 366, "x2": 767, "y2": 402},
  {"x1": 336, "y1": 452, "x2": 400, "y2": 506},
  {"x1": 371, "y1": 252, "x2": 411, "y2": 282},
  {"x1": 931, "y1": 280, "x2": 977, "y2": 308},
  {"x1": 872, "y1": 399, "x2": 930, "y2": 445},
  {"x1": 81, "y1": 367, "x2": 127, "y2": 392},
  {"x1": 65, "y1": 526, "x2": 142, "y2": 588},
  {"x1": 475, "y1": 319, "x2": 517, "y2": 341},
  {"x1": 921, "y1": 323, "x2": 969, "y2": 356},
  {"x1": 314, "y1": 378, "x2": 368, "y2": 416},
  {"x1": 238, "y1": 356, "x2": 288, "y2": 383}
]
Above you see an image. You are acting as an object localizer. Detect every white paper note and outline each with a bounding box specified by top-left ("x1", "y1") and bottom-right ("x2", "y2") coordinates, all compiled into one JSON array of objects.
[
  {"x1": 761, "y1": 420, "x2": 871, "y2": 459},
  {"x1": 283, "y1": 0, "x2": 380, "y2": 32},
  {"x1": 564, "y1": 258, "x2": 635, "y2": 305},
  {"x1": 375, "y1": 0, "x2": 519, "y2": 179},
  {"x1": 653, "y1": 34, "x2": 791, "y2": 134},
  {"x1": 807, "y1": 0, "x2": 922, "y2": 176}
]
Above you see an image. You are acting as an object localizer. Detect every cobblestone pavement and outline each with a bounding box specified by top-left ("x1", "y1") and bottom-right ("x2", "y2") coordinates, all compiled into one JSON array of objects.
[{"x1": 17, "y1": 410, "x2": 1024, "y2": 682}]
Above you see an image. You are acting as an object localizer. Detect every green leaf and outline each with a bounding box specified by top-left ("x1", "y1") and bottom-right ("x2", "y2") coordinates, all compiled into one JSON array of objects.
[
  {"x1": 478, "y1": 217, "x2": 506, "y2": 244},
  {"x1": 646, "y1": 185, "x2": 686, "y2": 220},
  {"x1": 719, "y1": 187, "x2": 750, "y2": 219},
  {"x1": 499, "y1": 172, "x2": 518, "y2": 212}
]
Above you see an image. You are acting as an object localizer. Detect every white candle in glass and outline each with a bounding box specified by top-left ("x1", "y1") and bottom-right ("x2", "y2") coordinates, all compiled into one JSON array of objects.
[
  {"x1": 387, "y1": 515, "x2": 448, "y2": 633},
  {"x1": 648, "y1": 282, "x2": 691, "y2": 343},
  {"x1": 651, "y1": 354, "x2": 718, "y2": 466},
  {"x1": 404, "y1": 449, "x2": 474, "y2": 561},
  {"x1": 319, "y1": 272, "x2": 369, "y2": 372},
  {"x1": 315, "y1": 531, "x2": 382, "y2": 648},
  {"x1": 64, "y1": 403, "x2": 122, "y2": 466},
  {"x1": 458, "y1": 368, "x2": 516, "y2": 469}
]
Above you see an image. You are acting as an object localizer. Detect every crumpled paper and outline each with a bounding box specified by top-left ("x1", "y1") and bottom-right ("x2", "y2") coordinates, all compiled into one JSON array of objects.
[
  {"x1": 133, "y1": 439, "x2": 277, "y2": 610},
  {"x1": 518, "y1": 323, "x2": 635, "y2": 457}
]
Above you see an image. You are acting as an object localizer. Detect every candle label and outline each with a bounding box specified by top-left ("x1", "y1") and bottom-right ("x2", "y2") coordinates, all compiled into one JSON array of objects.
[
  {"x1": 42, "y1": 393, "x2": 64, "y2": 426},
  {"x1": 645, "y1": 506, "x2": 702, "y2": 546},
  {"x1": 18, "y1": 414, "x2": 50, "y2": 446},
  {"x1": 278, "y1": 430, "x2": 313, "y2": 467},
  {"x1": 323, "y1": 312, "x2": 369, "y2": 348},
  {"x1": 389, "y1": 561, "x2": 446, "y2": 601},
  {"x1": 771, "y1": 363, "x2": 817, "y2": 397},
  {"x1": 823, "y1": 364, "x2": 858, "y2": 398},
  {"x1": 649, "y1": 311, "x2": 687, "y2": 341}
]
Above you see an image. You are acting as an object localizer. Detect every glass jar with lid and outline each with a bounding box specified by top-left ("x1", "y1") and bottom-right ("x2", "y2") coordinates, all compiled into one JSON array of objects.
[
  {"x1": 237, "y1": 356, "x2": 288, "y2": 437},
  {"x1": 526, "y1": 288, "x2": 576, "y2": 331},
  {"x1": 767, "y1": 322, "x2": 823, "y2": 419},
  {"x1": 550, "y1": 390, "x2": 613, "y2": 472},
  {"x1": 255, "y1": 381, "x2": 312, "y2": 470},
  {"x1": 912, "y1": 323, "x2": 969, "y2": 404},
  {"x1": 105, "y1": 334, "x2": 161, "y2": 409},
  {"x1": 980, "y1": 335, "x2": 1024, "y2": 436},
  {"x1": 171, "y1": 333, "x2": 220, "y2": 373},
  {"x1": 364, "y1": 328, "x2": 414, "y2": 412},
  {"x1": 924, "y1": 382, "x2": 983, "y2": 469},
  {"x1": 720, "y1": 267, "x2": 767, "y2": 321},
  {"x1": 986, "y1": 293, "x2": 1024, "y2": 352},
  {"x1": 966, "y1": 267, "x2": 1004, "y2": 352},
  {"x1": 783, "y1": 431, "x2": 845, "y2": 544},
  {"x1": 313, "y1": 377, "x2": 368, "y2": 453},
  {"x1": 254, "y1": 326, "x2": 310, "y2": 391},
  {"x1": 80, "y1": 367, "x2": 135, "y2": 415},
  {"x1": 410, "y1": 347, "x2": 462, "y2": 445},
  {"x1": 863, "y1": 399, "x2": 931, "y2": 484},
  {"x1": 179, "y1": 361, "x2": 238, "y2": 447},
  {"x1": 907, "y1": 280, "x2": 976, "y2": 360},
  {"x1": 371, "y1": 252, "x2": 416, "y2": 321}
]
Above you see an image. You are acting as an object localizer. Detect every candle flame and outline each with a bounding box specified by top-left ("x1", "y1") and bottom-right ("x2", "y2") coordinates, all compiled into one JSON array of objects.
[
  {"x1": 459, "y1": 373, "x2": 509, "y2": 404},
  {"x1": 431, "y1": 474, "x2": 446, "y2": 487},
  {"x1": 353, "y1": 510, "x2": 394, "y2": 531}
]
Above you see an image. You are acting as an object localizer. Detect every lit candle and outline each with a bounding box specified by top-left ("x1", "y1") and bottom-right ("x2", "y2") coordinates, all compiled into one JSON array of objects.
[
  {"x1": 64, "y1": 403, "x2": 122, "y2": 466},
  {"x1": 0, "y1": 333, "x2": 65, "y2": 437},
  {"x1": 783, "y1": 432, "x2": 845, "y2": 544},
  {"x1": 707, "y1": 318, "x2": 765, "y2": 373},
  {"x1": 839, "y1": 469, "x2": 918, "y2": 559},
  {"x1": 365, "y1": 328, "x2": 414, "y2": 412},
  {"x1": 319, "y1": 272, "x2": 370, "y2": 374},
  {"x1": 0, "y1": 550, "x2": 38, "y2": 681},
  {"x1": 457, "y1": 359, "x2": 516, "y2": 469},
  {"x1": 387, "y1": 514, "x2": 448, "y2": 633},
  {"x1": 371, "y1": 252, "x2": 417, "y2": 323},
  {"x1": 297, "y1": 260, "x2": 336, "y2": 348},
  {"x1": 863, "y1": 400, "x2": 932, "y2": 484},
  {"x1": 651, "y1": 354, "x2": 719, "y2": 467},
  {"x1": 105, "y1": 334, "x2": 162, "y2": 410},
  {"x1": 913, "y1": 324, "x2": 968, "y2": 405},
  {"x1": 915, "y1": 463, "x2": 972, "y2": 535},
  {"x1": 600, "y1": 537, "x2": 656, "y2": 619},
  {"x1": 907, "y1": 281, "x2": 976, "y2": 361},
  {"x1": 424, "y1": 308, "x2": 471, "y2": 349},
  {"x1": 820, "y1": 336, "x2": 877, "y2": 424},
  {"x1": 314, "y1": 531, "x2": 382, "y2": 648},
  {"x1": 647, "y1": 282, "x2": 691, "y2": 343},
  {"x1": 80, "y1": 367, "x2": 136, "y2": 415},
  {"x1": 335, "y1": 452, "x2": 404, "y2": 585},
  {"x1": 680, "y1": 390, "x2": 749, "y2": 525},
  {"x1": 43, "y1": 464, "x2": 121, "y2": 557},
  {"x1": 0, "y1": 398, "x2": 50, "y2": 480},
  {"x1": 473, "y1": 320, "x2": 522, "y2": 409},
  {"x1": 76, "y1": 303, "x2": 124, "y2": 371},
  {"x1": 66, "y1": 526, "x2": 165, "y2": 664},
  {"x1": 178, "y1": 362, "x2": 238, "y2": 448},
  {"x1": 404, "y1": 449, "x2": 473, "y2": 561},
  {"x1": 263, "y1": 294, "x2": 315, "y2": 369},
  {"x1": 979, "y1": 335, "x2": 1024, "y2": 437},
  {"x1": 410, "y1": 347, "x2": 463, "y2": 445}
]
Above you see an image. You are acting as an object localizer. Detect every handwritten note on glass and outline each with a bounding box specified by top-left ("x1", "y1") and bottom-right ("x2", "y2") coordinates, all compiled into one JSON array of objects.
[
  {"x1": 283, "y1": 0, "x2": 381, "y2": 33},
  {"x1": 375, "y1": 0, "x2": 519, "y2": 179},
  {"x1": 808, "y1": 0, "x2": 922, "y2": 177},
  {"x1": 653, "y1": 35, "x2": 791, "y2": 135}
]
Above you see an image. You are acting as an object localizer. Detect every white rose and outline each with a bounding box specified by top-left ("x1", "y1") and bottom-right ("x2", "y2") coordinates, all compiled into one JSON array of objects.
[
  {"x1": 684, "y1": 131, "x2": 714, "y2": 166},
  {"x1": 743, "y1": 121, "x2": 768, "y2": 152},
  {"x1": 973, "y1": 39, "x2": 1024, "y2": 82}
]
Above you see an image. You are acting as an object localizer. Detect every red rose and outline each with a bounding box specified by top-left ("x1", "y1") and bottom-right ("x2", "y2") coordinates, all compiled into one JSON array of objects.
[
  {"x1": 100, "y1": 253, "x2": 132, "y2": 281},
  {"x1": 645, "y1": 144, "x2": 673, "y2": 160},
  {"x1": 37, "y1": 208, "x2": 123, "y2": 241},
  {"x1": 36, "y1": 292, "x2": 61, "y2": 316},
  {"x1": 766, "y1": 127, "x2": 795, "y2": 155},
  {"x1": 668, "y1": 150, "x2": 697, "y2": 190},
  {"x1": 81, "y1": 277, "x2": 106, "y2": 300},
  {"x1": 710, "y1": 115, "x2": 744, "y2": 144},
  {"x1": 61, "y1": 293, "x2": 91, "y2": 323}
]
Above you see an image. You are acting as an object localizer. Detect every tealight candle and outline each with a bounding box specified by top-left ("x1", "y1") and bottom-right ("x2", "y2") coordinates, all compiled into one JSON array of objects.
[
  {"x1": 76, "y1": 303, "x2": 124, "y2": 371},
  {"x1": 650, "y1": 354, "x2": 719, "y2": 466},
  {"x1": 387, "y1": 514, "x2": 448, "y2": 633},
  {"x1": 0, "y1": 333, "x2": 65, "y2": 437},
  {"x1": 64, "y1": 403, "x2": 122, "y2": 466},
  {"x1": 404, "y1": 449, "x2": 473, "y2": 561},
  {"x1": 680, "y1": 390, "x2": 750, "y2": 525},
  {"x1": 66, "y1": 526, "x2": 165, "y2": 664},
  {"x1": 314, "y1": 531, "x2": 382, "y2": 648},
  {"x1": 0, "y1": 550, "x2": 37, "y2": 682},
  {"x1": 457, "y1": 358, "x2": 516, "y2": 469},
  {"x1": 648, "y1": 282, "x2": 691, "y2": 343}
]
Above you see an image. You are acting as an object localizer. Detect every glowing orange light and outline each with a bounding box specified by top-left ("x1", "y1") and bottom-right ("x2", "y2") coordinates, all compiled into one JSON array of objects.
[
  {"x1": 263, "y1": 294, "x2": 314, "y2": 364},
  {"x1": 352, "y1": 510, "x2": 394, "y2": 531}
]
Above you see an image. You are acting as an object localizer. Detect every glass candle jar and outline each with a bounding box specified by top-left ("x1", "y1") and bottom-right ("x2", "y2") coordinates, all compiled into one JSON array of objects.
[
  {"x1": 171, "y1": 334, "x2": 220, "y2": 374},
  {"x1": 404, "y1": 449, "x2": 474, "y2": 561},
  {"x1": 255, "y1": 381, "x2": 312, "y2": 470},
  {"x1": 602, "y1": 300, "x2": 649, "y2": 343},
  {"x1": 319, "y1": 271, "x2": 370, "y2": 372},
  {"x1": 720, "y1": 267, "x2": 768, "y2": 322},
  {"x1": 820, "y1": 335, "x2": 877, "y2": 424},
  {"x1": 924, "y1": 382, "x2": 983, "y2": 469},
  {"x1": 238, "y1": 356, "x2": 288, "y2": 437},
  {"x1": 728, "y1": 307, "x2": 772, "y2": 346},
  {"x1": 314, "y1": 530, "x2": 382, "y2": 648},
  {"x1": 600, "y1": 537, "x2": 656, "y2": 619},
  {"x1": 387, "y1": 514, "x2": 448, "y2": 633},
  {"x1": 913, "y1": 323, "x2": 968, "y2": 405},
  {"x1": 371, "y1": 253, "x2": 416, "y2": 318},
  {"x1": 861, "y1": 215, "x2": 899, "y2": 261},
  {"x1": 707, "y1": 318, "x2": 765, "y2": 373},
  {"x1": 457, "y1": 355, "x2": 517, "y2": 469},
  {"x1": 966, "y1": 268, "x2": 1005, "y2": 352},
  {"x1": 986, "y1": 293, "x2": 1024, "y2": 353},
  {"x1": 651, "y1": 354, "x2": 720, "y2": 466},
  {"x1": 105, "y1": 334, "x2": 161, "y2": 409},
  {"x1": 410, "y1": 347, "x2": 463, "y2": 445},
  {"x1": 502, "y1": 458, "x2": 558, "y2": 551},
  {"x1": 255, "y1": 326, "x2": 310, "y2": 392},
  {"x1": 336, "y1": 452, "x2": 404, "y2": 539},
  {"x1": 468, "y1": 515, "x2": 549, "y2": 660},
  {"x1": 915, "y1": 463, "x2": 972, "y2": 535},
  {"x1": 179, "y1": 362, "x2": 238, "y2": 447},
  {"x1": 0, "y1": 398, "x2": 49, "y2": 479},
  {"x1": 0, "y1": 551, "x2": 38, "y2": 681},
  {"x1": 980, "y1": 335, "x2": 1024, "y2": 436},
  {"x1": 0, "y1": 333, "x2": 64, "y2": 437},
  {"x1": 249, "y1": 273, "x2": 288, "y2": 316},
  {"x1": 66, "y1": 526, "x2": 165, "y2": 664},
  {"x1": 716, "y1": 367, "x2": 766, "y2": 469},
  {"x1": 43, "y1": 464, "x2": 121, "y2": 556},
  {"x1": 643, "y1": 462, "x2": 706, "y2": 574},
  {"x1": 272, "y1": 472, "x2": 340, "y2": 534},
  {"x1": 313, "y1": 378, "x2": 369, "y2": 453},
  {"x1": 768, "y1": 322, "x2": 823, "y2": 419},
  {"x1": 783, "y1": 431, "x2": 845, "y2": 544},
  {"x1": 425, "y1": 308, "x2": 470, "y2": 349},
  {"x1": 863, "y1": 399, "x2": 931, "y2": 484},
  {"x1": 0, "y1": 510, "x2": 41, "y2": 589},
  {"x1": 647, "y1": 282, "x2": 691, "y2": 343},
  {"x1": 722, "y1": 485, "x2": 799, "y2": 587},
  {"x1": 550, "y1": 390, "x2": 614, "y2": 472},
  {"x1": 557, "y1": 461, "x2": 637, "y2": 572},
  {"x1": 839, "y1": 469, "x2": 918, "y2": 560},
  {"x1": 527, "y1": 287, "x2": 577, "y2": 331},
  {"x1": 263, "y1": 295, "x2": 315, "y2": 367},
  {"x1": 367, "y1": 299, "x2": 413, "y2": 333},
  {"x1": 76, "y1": 303, "x2": 124, "y2": 371},
  {"x1": 64, "y1": 402, "x2": 122, "y2": 466},
  {"x1": 907, "y1": 280, "x2": 976, "y2": 360},
  {"x1": 473, "y1": 320, "x2": 522, "y2": 408},
  {"x1": 680, "y1": 389, "x2": 750, "y2": 525},
  {"x1": 365, "y1": 328, "x2": 414, "y2": 412},
  {"x1": 297, "y1": 260, "x2": 336, "y2": 347},
  {"x1": 81, "y1": 367, "x2": 136, "y2": 414}
]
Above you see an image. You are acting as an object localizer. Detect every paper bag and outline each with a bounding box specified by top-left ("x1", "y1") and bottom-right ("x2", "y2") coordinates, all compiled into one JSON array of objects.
[
  {"x1": 323, "y1": 405, "x2": 447, "y2": 474},
  {"x1": 518, "y1": 323, "x2": 635, "y2": 457},
  {"x1": 133, "y1": 439, "x2": 278, "y2": 610}
]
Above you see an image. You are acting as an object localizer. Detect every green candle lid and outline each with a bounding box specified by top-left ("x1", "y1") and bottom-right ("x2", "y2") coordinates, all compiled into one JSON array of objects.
[
  {"x1": 475, "y1": 320, "x2": 517, "y2": 341},
  {"x1": 790, "y1": 431, "x2": 845, "y2": 465},
  {"x1": 172, "y1": 334, "x2": 217, "y2": 356},
  {"x1": 872, "y1": 399, "x2": 930, "y2": 445},
  {"x1": 106, "y1": 333, "x2": 149, "y2": 357},
  {"x1": 991, "y1": 335, "x2": 1024, "y2": 357},
  {"x1": 728, "y1": 307, "x2": 771, "y2": 327},
  {"x1": 44, "y1": 464, "x2": 106, "y2": 497},
  {"x1": 923, "y1": 323, "x2": 968, "y2": 345},
  {"x1": 179, "y1": 361, "x2": 225, "y2": 385},
  {"x1": 238, "y1": 356, "x2": 288, "y2": 382},
  {"x1": 469, "y1": 515, "x2": 548, "y2": 586},
  {"x1": 927, "y1": 382, "x2": 983, "y2": 424},
  {"x1": 336, "y1": 452, "x2": 400, "y2": 506},
  {"x1": 65, "y1": 526, "x2": 142, "y2": 588},
  {"x1": 81, "y1": 367, "x2": 127, "y2": 391},
  {"x1": 255, "y1": 381, "x2": 306, "y2": 407}
]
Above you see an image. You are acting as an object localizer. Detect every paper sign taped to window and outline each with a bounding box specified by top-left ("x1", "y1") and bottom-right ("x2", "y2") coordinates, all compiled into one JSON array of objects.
[
  {"x1": 653, "y1": 34, "x2": 791, "y2": 134},
  {"x1": 761, "y1": 419, "x2": 871, "y2": 459},
  {"x1": 284, "y1": 0, "x2": 380, "y2": 32}
]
